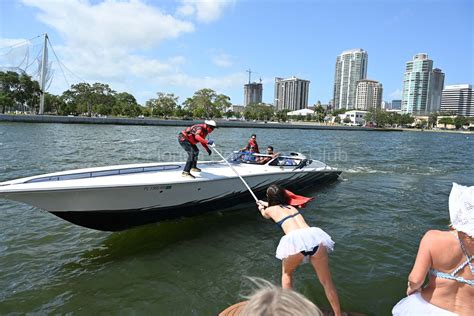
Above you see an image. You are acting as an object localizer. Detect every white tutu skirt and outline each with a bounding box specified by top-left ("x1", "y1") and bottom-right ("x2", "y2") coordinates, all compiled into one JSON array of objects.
[
  {"x1": 276, "y1": 227, "x2": 335, "y2": 261},
  {"x1": 392, "y1": 292, "x2": 457, "y2": 315}
]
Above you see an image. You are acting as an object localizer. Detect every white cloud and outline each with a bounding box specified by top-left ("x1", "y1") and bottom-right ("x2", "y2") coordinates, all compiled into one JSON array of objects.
[
  {"x1": 22, "y1": 0, "x2": 195, "y2": 50},
  {"x1": 15, "y1": 0, "x2": 240, "y2": 103},
  {"x1": 177, "y1": 0, "x2": 235, "y2": 23},
  {"x1": 389, "y1": 88, "x2": 402, "y2": 99},
  {"x1": 212, "y1": 53, "x2": 233, "y2": 67}
]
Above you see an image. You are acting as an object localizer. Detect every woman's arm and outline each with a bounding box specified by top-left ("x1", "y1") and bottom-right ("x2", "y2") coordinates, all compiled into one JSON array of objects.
[
  {"x1": 257, "y1": 201, "x2": 271, "y2": 219},
  {"x1": 407, "y1": 231, "x2": 434, "y2": 295}
]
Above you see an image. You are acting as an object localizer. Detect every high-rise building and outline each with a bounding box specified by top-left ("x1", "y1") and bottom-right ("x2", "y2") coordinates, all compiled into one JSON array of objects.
[
  {"x1": 274, "y1": 76, "x2": 310, "y2": 111},
  {"x1": 440, "y1": 84, "x2": 473, "y2": 117},
  {"x1": 401, "y1": 53, "x2": 444, "y2": 115},
  {"x1": 333, "y1": 49, "x2": 368, "y2": 110},
  {"x1": 354, "y1": 79, "x2": 383, "y2": 110},
  {"x1": 427, "y1": 68, "x2": 445, "y2": 113},
  {"x1": 392, "y1": 100, "x2": 402, "y2": 110},
  {"x1": 244, "y1": 82, "x2": 263, "y2": 106}
]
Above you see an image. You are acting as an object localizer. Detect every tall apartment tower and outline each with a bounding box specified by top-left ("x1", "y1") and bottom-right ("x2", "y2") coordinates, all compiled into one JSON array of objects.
[
  {"x1": 274, "y1": 76, "x2": 310, "y2": 111},
  {"x1": 427, "y1": 68, "x2": 445, "y2": 113},
  {"x1": 333, "y1": 49, "x2": 368, "y2": 110},
  {"x1": 354, "y1": 80, "x2": 383, "y2": 110},
  {"x1": 440, "y1": 84, "x2": 473, "y2": 117},
  {"x1": 402, "y1": 53, "x2": 444, "y2": 115},
  {"x1": 244, "y1": 82, "x2": 263, "y2": 106}
]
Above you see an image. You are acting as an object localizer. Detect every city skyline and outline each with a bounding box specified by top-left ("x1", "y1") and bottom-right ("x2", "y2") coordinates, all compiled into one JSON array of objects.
[{"x1": 0, "y1": 0, "x2": 472, "y2": 106}]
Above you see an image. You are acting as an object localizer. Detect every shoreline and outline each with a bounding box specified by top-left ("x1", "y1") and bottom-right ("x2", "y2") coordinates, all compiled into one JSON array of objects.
[
  {"x1": 0, "y1": 114, "x2": 399, "y2": 132},
  {"x1": 1, "y1": 114, "x2": 472, "y2": 134}
]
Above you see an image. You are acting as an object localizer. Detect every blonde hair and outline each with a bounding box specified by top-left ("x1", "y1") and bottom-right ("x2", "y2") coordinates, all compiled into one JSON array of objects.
[{"x1": 240, "y1": 277, "x2": 323, "y2": 316}]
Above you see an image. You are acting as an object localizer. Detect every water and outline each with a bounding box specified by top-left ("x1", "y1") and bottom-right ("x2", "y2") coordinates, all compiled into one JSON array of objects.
[{"x1": 0, "y1": 122, "x2": 473, "y2": 315}]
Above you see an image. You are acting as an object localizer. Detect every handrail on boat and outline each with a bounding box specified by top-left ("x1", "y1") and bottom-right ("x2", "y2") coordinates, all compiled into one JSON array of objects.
[{"x1": 25, "y1": 164, "x2": 182, "y2": 184}]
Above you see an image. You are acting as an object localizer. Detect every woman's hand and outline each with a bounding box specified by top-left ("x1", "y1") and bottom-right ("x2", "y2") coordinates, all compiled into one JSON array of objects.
[
  {"x1": 257, "y1": 200, "x2": 266, "y2": 211},
  {"x1": 406, "y1": 281, "x2": 420, "y2": 296}
]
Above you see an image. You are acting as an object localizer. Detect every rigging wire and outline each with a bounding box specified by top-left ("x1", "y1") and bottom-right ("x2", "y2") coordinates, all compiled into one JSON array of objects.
[
  {"x1": 46, "y1": 37, "x2": 70, "y2": 87},
  {"x1": 0, "y1": 34, "x2": 42, "y2": 54},
  {"x1": 47, "y1": 37, "x2": 87, "y2": 85}
]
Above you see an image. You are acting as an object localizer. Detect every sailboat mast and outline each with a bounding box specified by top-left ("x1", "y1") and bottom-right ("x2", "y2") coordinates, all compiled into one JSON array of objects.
[{"x1": 39, "y1": 33, "x2": 48, "y2": 115}]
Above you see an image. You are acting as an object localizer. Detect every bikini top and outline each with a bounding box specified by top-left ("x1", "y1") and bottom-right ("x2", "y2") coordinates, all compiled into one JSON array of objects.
[
  {"x1": 429, "y1": 232, "x2": 474, "y2": 286},
  {"x1": 275, "y1": 205, "x2": 301, "y2": 227}
]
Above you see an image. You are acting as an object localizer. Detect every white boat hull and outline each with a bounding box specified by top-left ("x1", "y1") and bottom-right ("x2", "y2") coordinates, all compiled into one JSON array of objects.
[{"x1": 0, "y1": 158, "x2": 341, "y2": 231}]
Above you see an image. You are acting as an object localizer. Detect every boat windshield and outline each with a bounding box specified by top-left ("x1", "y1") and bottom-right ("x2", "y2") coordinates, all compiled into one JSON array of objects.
[{"x1": 229, "y1": 151, "x2": 302, "y2": 166}]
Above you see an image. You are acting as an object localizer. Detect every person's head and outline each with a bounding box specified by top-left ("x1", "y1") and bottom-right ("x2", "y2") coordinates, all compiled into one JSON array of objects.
[
  {"x1": 250, "y1": 134, "x2": 257, "y2": 140},
  {"x1": 266, "y1": 184, "x2": 288, "y2": 207},
  {"x1": 267, "y1": 146, "x2": 274, "y2": 154},
  {"x1": 449, "y1": 182, "x2": 474, "y2": 238},
  {"x1": 240, "y1": 277, "x2": 322, "y2": 316},
  {"x1": 204, "y1": 120, "x2": 217, "y2": 132}
]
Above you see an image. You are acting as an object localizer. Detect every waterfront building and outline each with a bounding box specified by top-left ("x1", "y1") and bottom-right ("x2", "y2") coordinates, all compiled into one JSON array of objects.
[
  {"x1": 392, "y1": 99, "x2": 402, "y2": 110},
  {"x1": 274, "y1": 76, "x2": 310, "y2": 111},
  {"x1": 381, "y1": 101, "x2": 391, "y2": 110},
  {"x1": 244, "y1": 82, "x2": 263, "y2": 106},
  {"x1": 354, "y1": 79, "x2": 383, "y2": 110},
  {"x1": 401, "y1": 53, "x2": 444, "y2": 115},
  {"x1": 333, "y1": 49, "x2": 368, "y2": 110},
  {"x1": 230, "y1": 105, "x2": 245, "y2": 113},
  {"x1": 287, "y1": 108, "x2": 315, "y2": 117},
  {"x1": 338, "y1": 110, "x2": 368, "y2": 126},
  {"x1": 428, "y1": 68, "x2": 445, "y2": 113},
  {"x1": 440, "y1": 84, "x2": 473, "y2": 117}
]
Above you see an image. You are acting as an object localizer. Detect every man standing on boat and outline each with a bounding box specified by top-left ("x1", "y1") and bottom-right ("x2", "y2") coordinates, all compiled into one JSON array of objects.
[{"x1": 178, "y1": 120, "x2": 217, "y2": 178}]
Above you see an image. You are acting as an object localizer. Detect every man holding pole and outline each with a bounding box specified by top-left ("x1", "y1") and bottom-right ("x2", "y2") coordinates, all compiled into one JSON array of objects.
[{"x1": 178, "y1": 120, "x2": 217, "y2": 179}]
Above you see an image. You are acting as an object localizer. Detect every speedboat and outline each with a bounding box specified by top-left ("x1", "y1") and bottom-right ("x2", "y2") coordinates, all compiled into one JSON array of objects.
[{"x1": 0, "y1": 152, "x2": 341, "y2": 231}]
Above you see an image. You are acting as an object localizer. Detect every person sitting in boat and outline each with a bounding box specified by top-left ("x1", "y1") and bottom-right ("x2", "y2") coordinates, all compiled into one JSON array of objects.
[
  {"x1": 178, "y1": 120, "x2": 216, "y2": 179},
  {"x1": 256, "y1": 184, "x2": 341, "y2": 316},
  {"x1": 392, "y1": 182, "x2": 474, "y2": 316},
  {"x1": 257, "y1": 146, "x2": 279, "y2": 164},
  {"x1": 241, "y1": 134, "x2": 260, "y2": 153}
]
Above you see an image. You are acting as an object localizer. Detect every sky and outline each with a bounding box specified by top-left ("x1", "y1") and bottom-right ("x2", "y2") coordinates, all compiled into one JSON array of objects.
[{"x1": 0, "y1": 0, "x2": 473, "y2": 106}]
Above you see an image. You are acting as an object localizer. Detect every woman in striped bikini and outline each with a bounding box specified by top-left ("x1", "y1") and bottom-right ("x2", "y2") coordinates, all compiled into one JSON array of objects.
[
  {"x1": 257, "y1": 184, "x2": 341, "y2": 316},
  {"x1": 393, "y1": 183, "x2": 474, "y2": 315}
]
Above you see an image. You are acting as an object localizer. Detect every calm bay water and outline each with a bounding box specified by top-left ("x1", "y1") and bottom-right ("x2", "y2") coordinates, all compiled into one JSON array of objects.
[{"x1": 0, "y1": 122, "x2": 473, "y2": 315}]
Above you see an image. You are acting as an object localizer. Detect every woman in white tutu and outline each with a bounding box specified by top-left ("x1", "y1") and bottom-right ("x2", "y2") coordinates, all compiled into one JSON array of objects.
[
  {"x1": 257, "y1": 184, "x2": 341, "y2": 316},
  {"x1": 392, "y1": 183, "x2": 474, "y2": 315}
]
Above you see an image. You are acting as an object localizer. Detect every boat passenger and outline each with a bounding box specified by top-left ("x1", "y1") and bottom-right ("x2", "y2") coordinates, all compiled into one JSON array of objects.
[
  {"x1": 257, "y1": 146, "x2": 279, "y2": 164},
  {"x1": 257, "y1": 184, "x2": 341, "y2": 316},
  {"x1": 178, "y1": 120, "x2": 216, "y2": 178},
  {"x1": 392, "y1": 182, "x2": 474, "y2": 316},
  {"x1": 241, "y1": 134, "x2": 260, "y2": 153}
]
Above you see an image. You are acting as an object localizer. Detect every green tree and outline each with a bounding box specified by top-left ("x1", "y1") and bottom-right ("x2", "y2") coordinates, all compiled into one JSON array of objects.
[
  {"x1": 61, "y1": 82, "x2": 116, "y2": 117},
  {"x1": 183, "y1": 89, "x2": 225, "y2": 118},
  {"x1": 146, "y1": 92, "x2": 178, "y2": 118},
  {"x1": 428, "y1": 112, "x2": 438, "y2": 128},
  {"x1": 438, "y1": 117, "x2": 454, "y2": 128},
  {"x1": 44, "y1": 93, "x2": 65, "y2": 114},
  {"x1": 453, "y1": 116, "x2": 468, "y2": 129},
  {"x1": 275, "y1": 110, "x2": 288, "y2": 122},
  {"x1": 0, "y1": 71, "x2": 40, "y2": 113},
  {"x1": 343, "y1": 116, "x2": 351, "y2": 124},
  {"x1": 399, "y1": 113, "x2": 415, "y2": 126}
]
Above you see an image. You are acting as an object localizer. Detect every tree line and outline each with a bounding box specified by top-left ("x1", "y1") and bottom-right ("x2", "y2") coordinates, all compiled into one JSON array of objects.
[{"x1": 0, "y1": 71, "x2": 472, "y2": 129}]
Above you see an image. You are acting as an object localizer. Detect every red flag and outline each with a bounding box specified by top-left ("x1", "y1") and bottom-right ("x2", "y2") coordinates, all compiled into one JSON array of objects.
[{"x1": 284, "y1": 189, "x2": 314, "y2": 208}]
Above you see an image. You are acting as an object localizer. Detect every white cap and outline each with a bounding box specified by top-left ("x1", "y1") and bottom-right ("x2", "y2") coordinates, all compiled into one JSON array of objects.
[
  {"x1": 205, "y1": 120, "x2": 217, "y2": 127},
  {"x1": 449, "y1": 182, "x2": 474, "y2": 237}
]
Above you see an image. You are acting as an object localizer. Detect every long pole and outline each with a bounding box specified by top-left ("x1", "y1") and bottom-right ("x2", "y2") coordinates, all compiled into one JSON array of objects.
[
  {"x1": 39, "y1": 33, "x2": 48, "y2": 115},
  {"x1": 211, "y1": 147, "x2": 259, "y2": 203}
]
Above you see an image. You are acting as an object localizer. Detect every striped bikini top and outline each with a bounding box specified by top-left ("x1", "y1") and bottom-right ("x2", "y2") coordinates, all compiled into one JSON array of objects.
[
  {"x1": 429, "y1": 233, "x2": 474, "y2": 286},
  {"x1": 275, "y1": 205, "x2": 301, "y2": 227}
]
